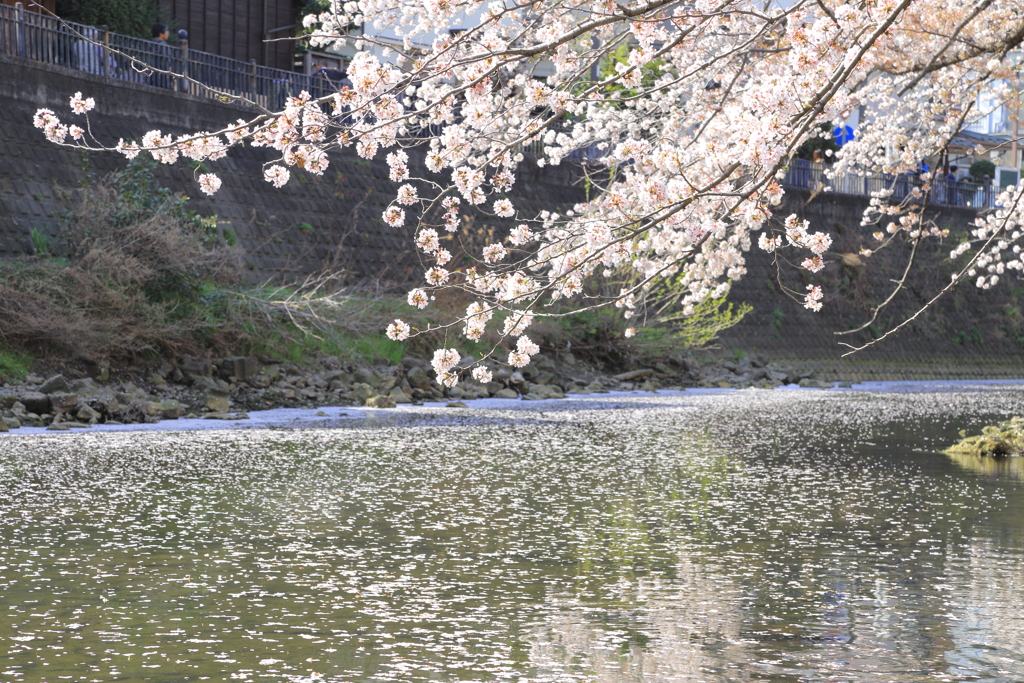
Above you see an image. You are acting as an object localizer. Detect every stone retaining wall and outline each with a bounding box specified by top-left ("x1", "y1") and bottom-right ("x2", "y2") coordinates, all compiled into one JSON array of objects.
[{"x1": 0, "y1": 54, "x2": 588, "y2": 285}]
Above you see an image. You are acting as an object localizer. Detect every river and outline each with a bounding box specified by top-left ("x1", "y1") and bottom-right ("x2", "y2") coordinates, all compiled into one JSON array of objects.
[{"x1": 1, "y1": 385, "x2": 1023, "y2": 682}]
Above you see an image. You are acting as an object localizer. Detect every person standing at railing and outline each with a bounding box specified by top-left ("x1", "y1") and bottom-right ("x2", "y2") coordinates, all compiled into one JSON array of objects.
[
  {"x1": 73, "y1": 26, "x2": 104, "y2": 74},
  {"x1": 148, "y1": 22, "x2": 172, "y2": 89}
]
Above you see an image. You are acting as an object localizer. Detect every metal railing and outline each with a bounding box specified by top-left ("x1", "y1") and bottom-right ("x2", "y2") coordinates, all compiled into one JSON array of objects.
[
  {"x1": 0, "y1": 3, "x2": 338, "y2": 108},
  {"x1": 782, "y1": 161, "x2": 998, "y2": 209}
]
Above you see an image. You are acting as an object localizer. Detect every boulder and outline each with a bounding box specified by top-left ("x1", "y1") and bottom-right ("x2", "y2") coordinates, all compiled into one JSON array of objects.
[
  {"x1": 21, "y1": 392, "x2": 51, "y2": 415},
  {"x1": 388, "y1": 388, "x2": 413, "y2": 404},
  {"x1": 39, "y1": 375, "x2": 71, "y2": 395},
  {"x1": 3, "y1": 417, "x2": 20, "y2": 430},
  {"x1": 147, "y1": 400, "x2": 184, "y2": 419},
  {"x1": 180, "y1": 357, "x2": 214, "y2": 381},
  {"x1": 353, "y1": 368, "x2": 381, "y2": 386},
  {"x1": 203, "y1": 388, "x2": 230, "y2": 413},
  {"x1": 366, "y1": 395, "x2": 396, "y2": 408},
  {"x1": 76, "y1": 404, "x2": 102, "y2": 421},
  {"x1": 192, "y1": 376, "x2": 219, "y2": 392},
  {"x1": 69, "y1": 377, "x2": 100, "y2": 395},
  {"x1": 351, "y1": 383, "x2": 375, "y2": 402},
  {"x1": 0, "y1": 418, "x2": 7, "y2": 432},
  {"x1": 405, "y1": 365, "x2": 432, "y2": 390},
  {"x1": 323, "y1": 370, "x2": 351, "y2": 383},
  {"x1": 494, "y1": 388, "x2": 519, "y2": 399},
  {"x1": 614, "y1": 369, "x2": 654, "y2": 381},
  {"x1": 219, "y1": 356, "x2": 260, "y2": 381},
  {"x1": 446, "y1": 401, "x2": 468, "y2": 408},
  {"x1": 523, "y1": 384, "x2": 564, "y2": 400},
  {"x1": 203, "y1": 412, "x2": 249, "y2": 420}
]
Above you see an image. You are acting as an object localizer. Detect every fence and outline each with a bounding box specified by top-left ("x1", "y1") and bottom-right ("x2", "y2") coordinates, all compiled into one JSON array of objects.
[
  {"x1": 782, "y1": 161, "x2": 998, "y2": 209},
  {"x1": 0, "y1": 3, "x2": 339, "y2": 109}
]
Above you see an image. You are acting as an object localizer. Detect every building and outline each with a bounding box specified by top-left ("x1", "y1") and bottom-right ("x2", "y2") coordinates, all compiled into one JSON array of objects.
[{"x1": 158, "y1": 0, "x2": 296, "y2": 71}]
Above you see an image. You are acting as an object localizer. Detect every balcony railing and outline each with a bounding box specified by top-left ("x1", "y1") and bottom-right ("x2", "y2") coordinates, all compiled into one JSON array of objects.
[
  {"x1": 0, "y1": 2, "x2": 338, "y2": 108},
  {"x1": 781, "y1": 161, "x2": 998, "y2": 209}
]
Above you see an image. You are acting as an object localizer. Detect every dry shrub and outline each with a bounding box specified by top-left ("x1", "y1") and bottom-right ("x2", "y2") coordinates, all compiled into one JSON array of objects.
[{"x1": 0, "y1": 159, "x2": 240, "y2": 361}]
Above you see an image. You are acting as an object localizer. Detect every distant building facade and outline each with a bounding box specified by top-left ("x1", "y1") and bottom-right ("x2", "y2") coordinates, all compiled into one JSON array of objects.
[{"x1": 157, "y1": 0, "x2": 297, "y2": 71}]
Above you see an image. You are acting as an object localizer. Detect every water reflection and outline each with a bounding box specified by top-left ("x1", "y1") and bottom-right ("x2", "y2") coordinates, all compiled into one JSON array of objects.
[{"x1": 0, "y1": 389, "x2": 1023, "y2": 682}]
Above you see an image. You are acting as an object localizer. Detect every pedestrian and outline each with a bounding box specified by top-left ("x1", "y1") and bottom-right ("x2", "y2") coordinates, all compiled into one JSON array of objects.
[
  {"x1": 149, "y1": 22, "x2": 172, "y2": 89},
  {"x1": 73, "y1": 26, "x2": 104, "y2": 74}
]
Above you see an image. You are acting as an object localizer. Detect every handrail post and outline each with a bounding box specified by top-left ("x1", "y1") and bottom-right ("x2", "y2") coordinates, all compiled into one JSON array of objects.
[
  {"x1": 102, "y1": 25, "x2": 109, "y2": 78},
  {"x1": 15, "y1": 2, "x2": 24, "y2": 58},
  {"x1": 250, "y1": 59, "x2": 257, "y2": 98},
  {"x1": 177, "y1": 29, "x2": 189, "y2": 93}
]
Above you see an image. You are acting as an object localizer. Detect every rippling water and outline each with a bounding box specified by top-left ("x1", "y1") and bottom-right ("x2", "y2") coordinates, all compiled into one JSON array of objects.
[{"x1": 1, "y1": 388, "x2": 1023, "y2": 682}]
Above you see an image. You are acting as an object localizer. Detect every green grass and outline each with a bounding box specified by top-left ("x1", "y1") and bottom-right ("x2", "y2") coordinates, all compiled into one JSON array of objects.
[{"x1": 0, "y1": 347, "x2": 32, "y2": 382}]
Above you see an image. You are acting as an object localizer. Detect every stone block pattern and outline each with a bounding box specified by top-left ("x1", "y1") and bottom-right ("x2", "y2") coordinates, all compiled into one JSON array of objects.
[
  {"x1": 0, "y1": 54, "x2": 588, "y2": 286},
  {"x1": 717, "y1": 189, "x2": 1024, "y2": 376}
]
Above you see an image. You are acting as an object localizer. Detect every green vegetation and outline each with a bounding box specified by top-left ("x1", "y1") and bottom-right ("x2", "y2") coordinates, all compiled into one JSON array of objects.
[
  {"x1": 0, "y1": 347, "x2": 32, "y2": 383},
  {"x1": 968, "y1": 158, "x2": 996, "y2": 182},
  {"x1": 29, "y1": 227, "x2": 50, "y2": 256},
  {"x1": 56, "y1": 0, "x2": 163, "y2": 39}
]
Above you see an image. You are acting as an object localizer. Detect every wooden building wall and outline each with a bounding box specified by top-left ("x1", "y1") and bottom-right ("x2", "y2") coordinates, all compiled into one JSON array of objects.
[
  {"x1": 159, "y1": 0, "x2": 296, "y2": 71},
  {"x1": 2, "y1": 0, "x2": 58, "y2": 14}
]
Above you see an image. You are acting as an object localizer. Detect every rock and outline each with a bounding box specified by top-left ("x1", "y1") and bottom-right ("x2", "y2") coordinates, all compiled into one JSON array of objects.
[
  {"x1": 24, "y1": 374, "x2": 44, "y2": 385},
  {"x1": 263, "y1": 365, "x2": 281, "y2": 381},
  {"x1": 614, "y1": 369, "x2": 654, "y2": 381},
  {"x1": 351, "y1": 383, "x2": 375, "y2": 402},
  {"x1": 523, "y1": 384, "x2": 564, "y2": 400},
  {"x1": 405, "y1": 365, "x2": 432, "y2": 390},
  {"x1": 46, "y1": 424, "x2": 70, "y2": 431},
  {"x1": 148, "y1": 374, "x2": 167, "y2": 386},
  {"x1": 483, "y1": 381, "x2": 504, "y2": 395},
  {"x1": 798, "y1": 378, "x2": 830, "y2": 389},
  {"x1": 446, "y1": 401, "x2": 468, "y2": 408},
  {"x1": 2, "y1": 417, "x2": 19, "y2": 430},
  {"x1": 389, "y1": 388, "x2": 413, "y2": 404},
  {"x1": 219, "y1": 356, "x2": 260, "y2": 382},
  {"x1": 509, "y1": 371, "x2": 526, "y2": 386},
  {"x1": 203, "y1": 412, "x2": 250, "y2": 420},
  {"x1": 0, "y1": 418, "x2": 7, "y2": 432},
  {"x1": 353, "y1": 368, "x2": 381, "y2": 386},
  {"x1": 535, "y1": 370, "x2": 556, "y2": 385},
  {"x1": 76, "y1": 404, "x2": 102, "y2": 421},
  {"x1": 192, "y1": 376, "x2": 219, "y2": 392},
  {"x1": 323, "y1": 370, "x2": 351, "y2": 383},
  {"x1": 494, "y1": 388, "x2": 519, "y2": 399},
  {"x1": 60, "y1": 422, "x2": 91, "y2": 429},
  {"x1": 654, "y1": 362, "x2": 673, "y2": 375},
  {"x1": 585, "y1": 381, "x2": 609, "y2": 393},
  {"x1": 521, "y1": 365, "x2": 539, "y2": 381},
  {"x1": 203, "y1": 388, "x2": 230, "y2": 413},
  {"x1": 148, "y1": 400, "x2": 184, "y2": 419},
  {"x1": 0, "y1": 395, "x2": 19, "y2": 410},
  {"x1": 39, "y1": 375, "x2": 71, "y2": 394},
  {"x1": 838, "y1": 381, "x2": 853, "y2": 388},
  {"x1": 21, "y1": 392, "x2": 50, "y2": 415},
  {"x1": 366, "y1": 395, "x2": 396, "y2": 408},
  {"x1": 448, "y1": 386, "x2": 464, "y2": 400},
  {"x1": 180, "y1": 357, "x2": 214, "y2": 381},
  {"x1": 534, "y1": 355, "x2": 556, "y2": 372},
  {"x1": 562, "y1": 352, "x2": 577, "y2": 365},
  {"x1": 639, "y1": 380, "x2": 658, "y2": 392},
  {"x1": 70, "y1": 377, "x2": 100, "y2": 395}
]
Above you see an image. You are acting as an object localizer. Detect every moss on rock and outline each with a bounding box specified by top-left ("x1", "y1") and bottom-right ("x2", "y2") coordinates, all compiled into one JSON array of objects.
[{"x1": 945, "y1": 417, "x2": 1024, "y2": 457}]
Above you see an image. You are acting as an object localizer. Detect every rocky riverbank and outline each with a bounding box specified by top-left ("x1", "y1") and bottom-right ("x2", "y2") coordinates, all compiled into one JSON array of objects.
[{"x1": 0, "y1": 352, "x2": 835, "y2": 432}]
